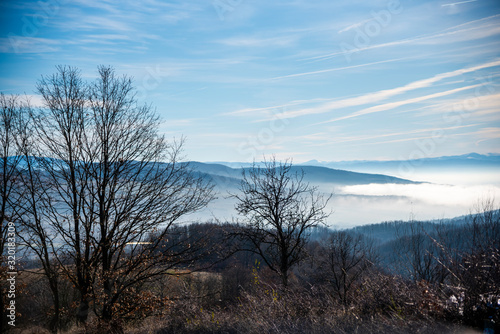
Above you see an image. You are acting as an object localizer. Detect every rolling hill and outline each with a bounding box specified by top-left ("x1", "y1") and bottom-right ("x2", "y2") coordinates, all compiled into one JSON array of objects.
[{"x1": 186, "y1": 162, "x2": 419, "y2": 189}]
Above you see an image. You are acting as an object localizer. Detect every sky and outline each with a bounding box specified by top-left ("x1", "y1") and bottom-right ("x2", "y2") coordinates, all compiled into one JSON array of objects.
[{"x1": 1, "y1": 0, "x2": 500, "y2": 163}]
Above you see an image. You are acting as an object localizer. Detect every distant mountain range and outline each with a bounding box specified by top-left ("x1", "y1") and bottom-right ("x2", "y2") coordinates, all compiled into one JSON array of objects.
[
  {"x1": 210, "y1": 153, "x2": 500, "y2": 176},
  {"x1": 9, "y1": 155, "x2": 497, "y2": 226},
  {"x1": 16, "y1": 153, "x2": 495, "y2": 190},
  {"x1": 10, "y1": 156, "x2": 417, "y2": 187},
  {"x1": 300, "y1": 153, "x2": 500, "y2": 171}
]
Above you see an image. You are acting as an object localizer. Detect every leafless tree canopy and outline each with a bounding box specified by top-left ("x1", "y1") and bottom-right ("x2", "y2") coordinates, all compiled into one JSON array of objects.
[
  {"x1": 13, "y1": 65, "x2": 215, "y2": 325},
  {"x1": 0, "y1": 94, "x2": 24, "y2": 258},
  {"x1": 233, "y1": 157, "x2": 331, "y2": 287},
  {"x1": 393, "y1": 221, "x2": 448, "y2": 285},
  {"x1": 316, "y1": 231, "x2": 377, "y2": 305},
  {"x1": 0, "y1": 93, "x2": 31, "y2": 329}
]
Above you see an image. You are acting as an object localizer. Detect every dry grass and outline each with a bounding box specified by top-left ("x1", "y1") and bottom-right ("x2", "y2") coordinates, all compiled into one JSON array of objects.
[{"x1": 5, "y1": 269, "x2": 486, "y2": 334}]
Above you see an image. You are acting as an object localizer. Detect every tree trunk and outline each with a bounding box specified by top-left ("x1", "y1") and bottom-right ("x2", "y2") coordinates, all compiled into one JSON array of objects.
[{"x1": 76, "y1": 299, "x2": 89, "y2": 324}]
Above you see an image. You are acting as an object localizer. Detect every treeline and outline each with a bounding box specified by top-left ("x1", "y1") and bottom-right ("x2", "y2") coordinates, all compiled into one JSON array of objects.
[
  {"x1": 6, "y1": 210, "x2": 500, "y2": 333},
  {"x1": 0, "y1": 66, "x2": 499, "y2": 334}
]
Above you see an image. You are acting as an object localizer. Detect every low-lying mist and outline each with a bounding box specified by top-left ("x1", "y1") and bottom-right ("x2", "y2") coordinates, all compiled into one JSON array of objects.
[
  {"x1": 333, "y1": 183, "x2": 499, "y2": 227},
  {"x1": 186, "y1": 170, "x2": 500, "y2": 228}
]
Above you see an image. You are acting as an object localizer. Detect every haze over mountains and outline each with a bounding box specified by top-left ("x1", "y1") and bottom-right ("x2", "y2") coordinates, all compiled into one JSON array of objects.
[
  {"x1": 211, "y1": 153, "x2": 500, "y2": 183},
  {"x1": 301, "y1": 152, "x2": 500, "y2": 175},
  {"x1": 13, "y1": 154, "x2": 500, "y2": 227},
  {"x1": 191, "y1": 153, "x2": 500, "y2": 227},
  {"x1": 212, "y1": 152, "x2": 499, "y2": 166}
]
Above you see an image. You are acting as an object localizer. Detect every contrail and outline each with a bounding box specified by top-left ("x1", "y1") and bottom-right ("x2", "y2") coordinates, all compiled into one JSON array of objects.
[{"x1": 442, "y1": 0, "x2": 478, "y2": 7}]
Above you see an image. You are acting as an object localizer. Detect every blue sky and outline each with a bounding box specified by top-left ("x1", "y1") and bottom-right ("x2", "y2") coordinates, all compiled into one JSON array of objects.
[{"x1": 1, "y1": 0, "x2": 500, "y2": 163}]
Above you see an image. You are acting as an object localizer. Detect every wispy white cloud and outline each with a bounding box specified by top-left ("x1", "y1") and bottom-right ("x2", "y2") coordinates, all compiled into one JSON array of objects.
[
  {"x1": 161, "y1": 118, "x2": 197, "y2": 127},
  {"x1": 306, "y1": 14, "x2": 500, "y2": 62},
  {"x1": 362, "y1": 129, "x2": 478, "y2": 146},
  {"x1": 338, "y1": 18, "x2": 374, "y2": 34},
  {"x1": 67, "y1": 0, "x2": 198, "y2": 26},
  {"x1": 420, "y1": 92, "x2": 500, "y2": 119},
  {"x1": 161, "y1": 12, "x2": 192, "y2": 24},
  {"x1": 417, "y1": 22, "x2": 500, "y2": 45},
  {"x1": 225, "y1": 97, "x2": 338, "y2": 116},
  {"x1": 78, "y1": 45, "x2": 145, "y2": 55},
  {"x1": 442, "y1": 0, "x2": 478, "y2": 7},
  {"x1": 475, "y1": 127, "x2": 500, "y2": 144},
  {"x1": 270, "y1": 56, "x2": 412, "y2": 80},
  {"x1": 276, "y1": 60, "x2": 500, "y2": 120},
  {"x1": 25, "y1": 94, "x2": 45, "y2": 107},
  {"x1": 0, "y1": 36, "x2": 60, "y2": 53},
  {"x1": 253, "y1": 60, "x2": 500, "y2": 122},
  {"x1": 84, "y1": 34, "x2": 131, "y2": 41},
  {"x1": 226, "y1": 102, "x2": 301, "y2": 116},
  {"x1": 216, "y1": 35, "x2": 297, "y2": 47},
  {"x1": 322, "y1": 84, "x2": 482, "y2": 123},
  {"x1": 51, "y1": 12, "x2": 133, "y2": 32},
  {"x1": 302, "y1": 124, "x2": 478, "y2": 147},
  {"x1": 0, "y1": 94, "x2": 46, "y2": 107},
  {"x1": 70, "y1": 0, "x2": 122, "y2": 14}
]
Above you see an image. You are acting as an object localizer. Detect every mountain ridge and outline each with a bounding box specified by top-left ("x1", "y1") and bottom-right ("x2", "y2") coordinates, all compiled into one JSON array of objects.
[
  {"x1": 301, "y1": 152, "x2": 500, "y2": 167},
  {"x1": 185, "y1": 161, "x2": 419, "y2": 186},
  {"x1": 210, "y1": 153, "x2": 500, "y2": 168},
  {"x1": 8, "y1": 156, "x2": 420, "y2": 186}
]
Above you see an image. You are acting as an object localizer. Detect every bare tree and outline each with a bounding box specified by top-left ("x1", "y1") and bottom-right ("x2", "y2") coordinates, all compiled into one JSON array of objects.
[
  {"x1": 0, "y1": 94, "x2": 27, "y2": 258},
  {"x1": 393, "y1": 220, "x2": 447, "y2": 285},
  {"x1": 233, "y1": 157, "x2": 331, "y2": 287},
  {"x1": 0, "y1": 93, "x2": 26, "y2": 330},
  {"x1": 433, "y1": 199, "x2": 500, "y2": 327},
  {"x1": 316, "y1": 231, "x2": 377, "y2": 305},
  {"x1": 11, "y1": 100, "x2": 68, "y2": 332},
  {"x1": 15, "y1": 65, "x2": 215, "y2": 327},
  {"x1": 27, "y1": 65, "x2": 97, "y2": 324},
  {"x1": 467, "y1": 198, "x2": 500, "y2": 252}
]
